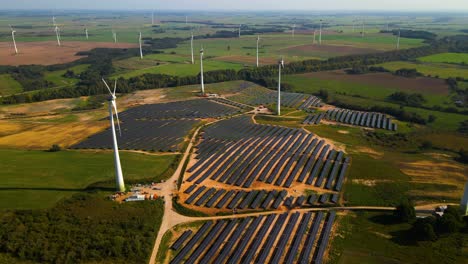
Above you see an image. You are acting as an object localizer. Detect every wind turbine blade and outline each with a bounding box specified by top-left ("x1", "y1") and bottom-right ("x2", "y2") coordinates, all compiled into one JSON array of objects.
[
  {"x1": 113, "y1": 79, "x2": 117, "y2": 95},
  {"x1": 112, "y1": 101, "x2": 122, "y2": 137},
  {"x1": 102, "y1": 78, "x2": 113, "y2": 95}
]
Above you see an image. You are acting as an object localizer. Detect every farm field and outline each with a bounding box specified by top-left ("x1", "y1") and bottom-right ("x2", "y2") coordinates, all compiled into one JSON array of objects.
[
  {"x1": 0, "y1": 149, "x2": 178, "y2": 209},
  {"x1": 0, "y1": 74, "x2": 22, "y2": 96},
  {"x1": 43, "y1": 64, "x2": 90, "y2": 87},
  {"x1": 283, "y1": 71, "x2": 453, "y2": 108},
  {"x1": 0, "y1": 41, "x2": 138, "y2": 66},
  {"x1": 418, "y1": 52, "x2": 468, "y2": 65},
  {"x1": 379, "y1": 61, "x2": 468, "y2": 79}
]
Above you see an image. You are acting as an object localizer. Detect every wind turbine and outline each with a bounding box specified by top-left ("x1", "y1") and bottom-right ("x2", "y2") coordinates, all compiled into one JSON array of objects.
[
  {"x1": 313, "y1": 29, "x2": 316, "y2": 44},
  {"x1": 200, "y1": 47, "x2": 205, "y2": 95},
  {"x1": 9, "y1": 25, "x2": 18, "y2": 55},
  {"x1": 352, "y1": 20, "x2": 355, "y2": 32},
  {"x1": 52, "y1": 16, "x2": 56, "y2": 26},
  {"x1": 112, "y1": 30, "x2": 117, "y2": 43},
  {"x1": 152, "y1": 11, "x2": 155, "y2": 25},
  {"x1": 190, "y1": 31, "x2": 194, "y2": 64},
  {"x1": 139, "y1": 32, "x2": 143, "y2": 59},
  {"x1": 277, "y1": 56, "x2": 284, "y2": 116},
  {"x1": 186, "y1": 16, "x2": 188, "y2": 25},
  {"x1": 84, "y1": 27, "x2": 89, "y2": 40},
  {"x1": 256, "y1": 35, "x2": 260, "y2": 67},
  {"x1": 102, "y1": 78, "x2": 125, "y2": 192},
  {"x1": 238, "y1": 24, "x2": 241, "y2": 38},
  {"x1": 319, "y1": 19, "x2": 323, "y2": 45},
  {"x1": 292, "y1": 24, "x2": 296, "y2": 38},
  {"x1": 54, "y1": 25, "x2": 61, "y2": 46}
]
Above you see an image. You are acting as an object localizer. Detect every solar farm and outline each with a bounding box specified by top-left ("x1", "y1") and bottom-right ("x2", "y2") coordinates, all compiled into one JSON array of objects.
[{"x1": 167, "y1": 211, "x2": 336, "y2": 264}]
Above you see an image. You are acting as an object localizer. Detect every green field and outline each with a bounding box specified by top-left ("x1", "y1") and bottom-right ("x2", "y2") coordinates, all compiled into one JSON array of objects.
[
  {"x1": 0, "y1": 74, "x2": 23, "y2": 96},
  {"x1": 418, "y1": 52, "x2": 468, "y2": 65},
  {"x1": 114, "y1": 59, "x2": 244, "y2": 78},
  {"x1": 0, "y1": 149, "x2": 178, "y2": 209},
  {"x1": 328, "y1": 212, "x2": 468, "y2": 264},
  {"x1": 44, "y1": 64, "x2": 89, "y2": 87},
  {"x1": 379, "y1": 61, "x2": 468, "y2": 79}
]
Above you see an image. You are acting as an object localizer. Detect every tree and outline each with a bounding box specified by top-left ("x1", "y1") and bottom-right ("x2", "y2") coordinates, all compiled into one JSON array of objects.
[
  {"x1": 412, "y1": 218, "x2": 437, "y2": 241},
  {"x1": 436, "y1": 213, "x2": 462, "y2": 234},
  {"x1": 48, "y1": 144, "x2": 61, "y2": 152},
  {"x1": 420, "y1": 140, "x2": 433, "y2": 150},
  {"x1": 394, "y1": 200, "x2": 416, "y2": 222},
  {"x1": 427, "y1": 114, "x2": 437, "y2": 123},
  {"x1": 457, "y1": 149, "x2": 468, "y2": 164}
]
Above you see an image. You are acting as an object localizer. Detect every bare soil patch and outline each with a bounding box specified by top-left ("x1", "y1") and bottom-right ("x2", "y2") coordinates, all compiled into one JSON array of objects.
[
  {"x1": 354, "y1": 147, "x2": 384, "y2": 159},
  {"x1": 0, "y1": 41, "x2": 138, "y2": 66},
  {"x1": 301, "y1": 70, "x2": 449, "y2": 95}
]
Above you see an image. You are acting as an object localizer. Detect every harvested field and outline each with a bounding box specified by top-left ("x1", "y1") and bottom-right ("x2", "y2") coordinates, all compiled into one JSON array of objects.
[
  {"x1": 0, "y1": 98, "x2": 83, "y2": 118},
  {"x1": 300, "y1": 70, "x2": 449, "y2": 95},
  {"x1": 280, "y1": 44, "x2": 380, "y2": 57},
  {"x1": 213, "y1": 55, "x2": 278, "y2": 65},
  {"x1": 0, "y1": 41, "x2": 138, "y2": 66}
]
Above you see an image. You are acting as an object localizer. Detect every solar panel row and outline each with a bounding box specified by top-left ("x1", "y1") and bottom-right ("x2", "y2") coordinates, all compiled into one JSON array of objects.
[{"x1": 325, "y1": 108, "x2": 397, "y2": 131}]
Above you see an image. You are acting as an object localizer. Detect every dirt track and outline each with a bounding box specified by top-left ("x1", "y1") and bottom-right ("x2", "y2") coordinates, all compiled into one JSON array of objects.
[{"x1": 0, "y1": 41, "x2": 138, "y2": 66}]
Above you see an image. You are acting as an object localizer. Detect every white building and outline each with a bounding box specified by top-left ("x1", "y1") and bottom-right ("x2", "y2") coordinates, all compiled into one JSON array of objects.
[{"x1": 125, "y1": 194, "x2": 146, "y2": 202}]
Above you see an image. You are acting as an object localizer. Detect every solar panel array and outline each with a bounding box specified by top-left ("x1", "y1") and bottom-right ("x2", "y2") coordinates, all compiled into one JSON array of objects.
[
  {"x1": 168, "y1": 211, "x2": 336, "y2": 264},
  {"x1": 72, "y1": 119, "x2": 198, "y2": 152},
  {"x1": 118, "y1": 99, "x2": 242, "y2": 120},
  {"x1": 187, "y1": 116, "x2": 350, "y2": 189},
  {"x1": 227, "y1": 85, "x2": 321, "y2": 109},
  {"x1": 183, "y1": 186, "x2": 340, "y2": 210},
  {"x1": 325, "y1": 108, "x2": 398, "y2": 131},
  {"x1": 72, "y1": 99, "x2": 242, "y2": 152},
  {"x1": 303, "y1": 113, "x2": 326, "y2": 125}
]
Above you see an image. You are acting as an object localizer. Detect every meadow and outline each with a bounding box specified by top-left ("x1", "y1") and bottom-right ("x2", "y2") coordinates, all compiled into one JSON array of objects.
[
  {"x1": 418, "y1": 52, "x2": 468, "y2": 65},
  {"x1": 0, "y1": 149, "x2": 178, "y2": 209},
  {"x1": 0, "y1": 74, "x2": 22, "y2": 96},
  {"x1": 379, "y1": 61, "x2": 468, "y2": 79}
]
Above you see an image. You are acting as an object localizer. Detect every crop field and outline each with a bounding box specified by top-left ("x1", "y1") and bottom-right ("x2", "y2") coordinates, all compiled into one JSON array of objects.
[
  {"x1": 0, "y1": 74, "x2": 23, "y2": 96},
  {"x1": 379, "y1": 61, "x2": 468, "y2": 79},
  {"x1": 43, "y1": 64, "x2": 90, "y2": 87},
  {"x1": 418, "y1": 52, "x2": 468, "y2": 65},
  {"x1": 0, "y1": 149, "x2": 177, "y2": 209},
  {"x1": 163, "y1": 211, "x2": 336, "y2": 264},
  {"x1": 0, "y1": 41, "x2": 138, "y2": 66},
  {"x1": 114, "y1": 59, "x2": 244, "y2": 78},
  {"x1": 283, "y1": 71, "x2": 452, "y2": 108}
]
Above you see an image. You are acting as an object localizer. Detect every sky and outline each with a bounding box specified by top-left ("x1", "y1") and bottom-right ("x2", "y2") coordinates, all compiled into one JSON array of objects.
[{"x1": 2, "y1": 0, "x2": 468, "y2": 11}]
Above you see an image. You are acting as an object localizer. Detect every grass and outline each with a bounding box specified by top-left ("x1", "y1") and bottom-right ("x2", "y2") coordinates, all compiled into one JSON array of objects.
[
  {"x1": 0, "y1": 149, "x2": 178, "y2": 210},
  {"x1": 418, "y1": 52, "x2": 468, "y2": 65},
  {"x1": 114, "y1": 59, "x2": 244, "y2": 78},
  {"x1": 172, "y1": 196, "x2": 208, "y2": 217},
  {"x1": 328, "y1": 211, "x2": 468, "y2": 264},
  {"x1": 0, "y1": 74, "x2": 23, "y2": 96},
  {"x1": 43, "y1": 64, "x2": 89, "y2": 87},
  {"x1": 379, "y1": 61, "x2": 468, "y2": 79}
]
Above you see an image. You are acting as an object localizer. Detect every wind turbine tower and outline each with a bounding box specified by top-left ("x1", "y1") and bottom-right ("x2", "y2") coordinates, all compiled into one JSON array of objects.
[
  {"x1": 152, "y1": 11, "x2": 155, "y2": 25},
  {"x1": 54, "y1": 25, "x2": 61, "y2": 46},
  {"x1": 313, "y1": 30, "x2": 316, "y2": 44},
  {"x1": 139, "y1": 32, "x2": 144, "y2": 59},
  {"x1": 361, "y1": 20, "x2": 365, "y2": 37},
  {"x1": 191, "y1": 32, "x2": 194, "y2": 64},
  {"x1": 112, "y1": 30, "x2": 117, "y2": 43},
  {"x1": 85, "y1": 28, "x2": 89, "y2": 40},
  {"x1": 319, "y1": 20, "x2": 323, "y2": 45},
  {"x1": 256, "y1": 36, "x2": 260, "y2": 67},
  {"x1": 200, "y1": 47, "x2": 205, "y2": 95},
  {"x1": 292, "y1": 24, "x2": 296, "y2": 38},
  {"x1": 277, "y1": 57, "x2": 284, "y2": 116},
  {"x1": 239, "y1": 24, "x2": 241, "y2": 38},
  {"x1": 461, "y1": 181, "x2": 468, "y2": 215},
  {"x1": 102, "y1": 78, "x2": 125, "y2": 192},
  {"x1": 9, "y1": 25, "x2": 18, "y2": 54},
  {"x1": 186, "y1": 16, "x2": 188, "y2": 25}
]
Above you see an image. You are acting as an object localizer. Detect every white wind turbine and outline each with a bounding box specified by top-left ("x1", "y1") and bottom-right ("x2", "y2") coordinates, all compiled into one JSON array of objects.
[
  {"x1": 313, "y1": 29, "x2": 316, "y2": 44},
  {"x1": 84, "y1": 27, "x2": 89, "y2": 40},
  {"x1": 292, "y1": 24, "x2": 296, "y2": 38},
  {"x1": 102, "y1": 78, "x2": 125, "y2": 192},
  {"x1": 9, "y1": 25, "x2": 18, "y2": 55},
  {"x1": 139, "y1": 32, "x2": 143, "y2": 59},
  {"x1": 200, "y1": 47, "x2": 205, "y2": 95},
  {"x1": 238, "y1": 24, "x2": 241, "y2": 38},
  {"x1": 54, "y1": 25, "x2": 61, "y2": 46},
  {"x1": 152, "y1": 11, "x2": 155, "y2": 25},
  {"x1": 319, "y1": 19, "x2": 323, "y2": 45},
  {"x1": 361, "y1": 19, "x2": 365, "y2": 37},
  {"x1": 112, "y1": 30, "x2": 117, "y2": 43},
  {"x1": 256, "y1": 35, "x2": 260, "y2": 67},
  {"x1": 52, "y1": 16, "x2": 56, "y2": 26},
  {"x1": 277, "y1": 56, "x2": 284, "y2": 116},
  {"x1": 190, "y1": 31, "x2": 194, "y2": 64}
]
